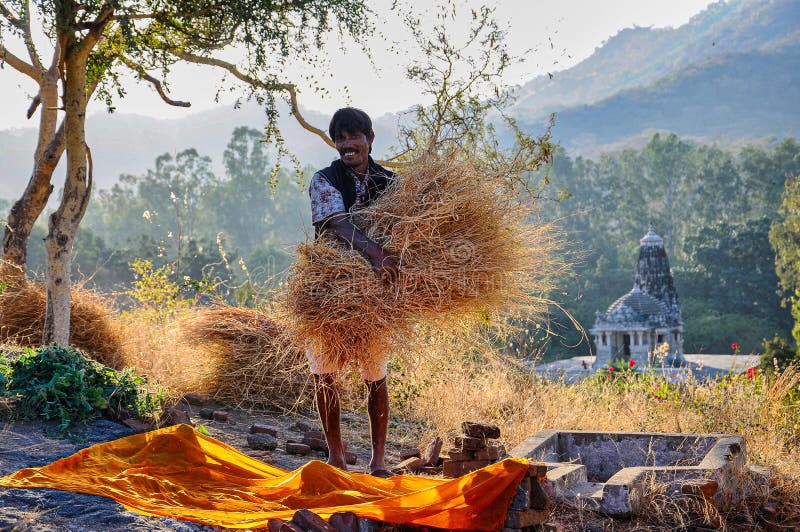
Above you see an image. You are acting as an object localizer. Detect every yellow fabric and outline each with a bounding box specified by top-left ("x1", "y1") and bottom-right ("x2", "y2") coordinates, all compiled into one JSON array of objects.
[{"x1": 0, "y1": 424, "x2": 530, "y2": 530}]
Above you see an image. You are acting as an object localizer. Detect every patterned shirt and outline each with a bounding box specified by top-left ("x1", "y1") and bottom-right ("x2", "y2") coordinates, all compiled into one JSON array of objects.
[{"x1": 309, "y1": 169, "x2": 370, "y2": 224}]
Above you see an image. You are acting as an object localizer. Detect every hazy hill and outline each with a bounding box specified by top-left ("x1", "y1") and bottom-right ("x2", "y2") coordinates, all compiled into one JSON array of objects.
[
  {"x1": 511, "y1": 0, "x2": 800, "y2": 121},
  {"x1": 544, "y1": 45, "x2": 800, "y2": 154},
  {"x1": 0, "y1": 102, "x2": 400, "y2": 199}
]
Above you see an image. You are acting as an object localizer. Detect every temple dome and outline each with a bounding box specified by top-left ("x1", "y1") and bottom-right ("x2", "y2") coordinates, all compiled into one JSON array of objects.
[
  {"x1": 603, "y1": 287, "x2": 669, "y2": 326},
  {"x1": 639, "y1": 226, "x2": 664, "y2": 246}
]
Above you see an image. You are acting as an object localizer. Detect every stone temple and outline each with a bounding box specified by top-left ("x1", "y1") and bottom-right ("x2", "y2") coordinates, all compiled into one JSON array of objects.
[{"x1": 591, "y1": 227, "x2": 685, "y2": 369}]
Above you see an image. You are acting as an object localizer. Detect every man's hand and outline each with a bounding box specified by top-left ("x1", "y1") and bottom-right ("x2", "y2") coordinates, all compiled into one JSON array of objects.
[{"x1": 368, "y1": 248, "x2": 400, "y2": 284}]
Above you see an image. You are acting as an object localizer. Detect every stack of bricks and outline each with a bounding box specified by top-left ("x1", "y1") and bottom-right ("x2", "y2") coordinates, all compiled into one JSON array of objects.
[
  {"x1": 441, "y1": 421, "x2": 506, "y2": 478},
  {"x1": 503, "y1": 462, "x2": 553, "y2": 531}
]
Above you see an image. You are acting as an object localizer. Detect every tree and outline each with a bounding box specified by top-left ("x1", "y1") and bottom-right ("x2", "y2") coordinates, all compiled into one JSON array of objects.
[
  {"x1": 769, "y1": 174, "x2": 800, "y2": 349},
  {"x1": 0, "y1": 0, "x2": 372, "y2": 344}
]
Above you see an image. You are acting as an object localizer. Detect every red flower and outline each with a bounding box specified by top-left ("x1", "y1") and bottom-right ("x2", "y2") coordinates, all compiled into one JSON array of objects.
[
  {"x1": 607, "y1": 367, "x2": 614, "y2": 372},
  {"x1": 745, "y1": 367, "x2": 757, "y2": 379},
  {"x1": 731, "y1": 342, "x2": 740, "y2": 351},
  {"x1": 629, "y1": 359, "x2": 636, "y2": 368}
]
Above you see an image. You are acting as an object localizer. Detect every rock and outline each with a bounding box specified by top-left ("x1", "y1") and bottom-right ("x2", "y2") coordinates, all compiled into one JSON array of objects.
[
  {"x1": 268, "y1": 519, "x2": 303, "y2": 532},
  {"x1": 422, "y1": 437, "x2": 443, "y2": 466},
  {"x1": 250, "y1": 423, "x2": 278, "y2": 436},
  {"x1": 503, "y1": 508, "x2": 550, "y2": 528},
  {"x1": 302, "y1": 436, "x2": 328, "y2": 451},
  {"x1": 198, "y1": 407, "x2": 215, "y2": 420},
  {"x1": 182, "y1": 393, "x2": 207, "y2": 406},
  {"x1": 121, "y1": 418, "x2": 153, "y2": 433},
  {"x1": 290, "y1": 509, "x2": 335, "y2": 531},
  {"x1": 681, "y1": 478, "x2": 719, "y2": 500},
  {"x1": 344, "y1": 451, "x2": 358, "y2": 465},
  {"x1": 212, "y1": 410, "x2": 229, "y2": 423},
  {"x1": 162, "y1": 407, "x2": 192, "y2": 427},
  {"x1": 304, "y1": 430, "x2": 325, "y2": 440},
  {"x1": 444, "y1": 449, "x2": 473, "y2": 461},
  {"x1": 247, "y1": 433, "x2": 278, "y2": 451},
  {"x1": 290, "y1": 420, "x2": 315, "y2": 433},
  {"x1": 286, "y1": 442, "x2": 311, "y2": 456},
  {"x1": 461, "y1": 421, "x2": 501, "y2": 439},
  {"x1": 329, "y1": 512, "x2": 358, "y2": 532}
]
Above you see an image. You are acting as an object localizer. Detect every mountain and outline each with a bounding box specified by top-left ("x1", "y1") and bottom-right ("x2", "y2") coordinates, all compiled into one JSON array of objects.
[
  {"x1": 2, "y1": 0, "x2": 799, "y2": 199},
  {"x1": 511, "y1": 0, "x2": 800, "y2": 121},
  {"x1": 0, "y1": 102, "x2": 400, "y2": 199}
]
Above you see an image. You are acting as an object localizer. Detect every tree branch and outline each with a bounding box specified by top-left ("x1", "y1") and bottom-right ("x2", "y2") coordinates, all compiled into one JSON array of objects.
[
  {"x1": 0, "y1": 1, "x2": 22, "y2": 28},
  {"x1": 119, "y1": 55, "x2": 191, "y2": 107},
  {"x1": 21, "y1": 0, "x2": 43, "y2": 72},
  {"x1": 26, "y1": 93, "x2": 40, "y2": 118},
  {"x1": 172, "y1": 49, "x2": 336, "y2": 149},
  {"x1": 0, "y1": 42, "x2": 39, "y2": 80}
]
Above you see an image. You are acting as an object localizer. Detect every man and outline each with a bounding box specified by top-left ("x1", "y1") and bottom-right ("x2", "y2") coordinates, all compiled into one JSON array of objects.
[{"x1": 308, "y1": 107, "x2": 399, "y2": 477}]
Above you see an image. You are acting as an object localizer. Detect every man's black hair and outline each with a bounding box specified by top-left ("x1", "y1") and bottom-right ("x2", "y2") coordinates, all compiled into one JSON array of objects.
[{"x1": 329, "y1": 107, "x2": 373, "y2": 141}]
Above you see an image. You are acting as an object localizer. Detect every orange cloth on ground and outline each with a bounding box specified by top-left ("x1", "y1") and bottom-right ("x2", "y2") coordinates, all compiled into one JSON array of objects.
[{"x1": 0, "y1": 424, "x2": 530, "y2": 530}]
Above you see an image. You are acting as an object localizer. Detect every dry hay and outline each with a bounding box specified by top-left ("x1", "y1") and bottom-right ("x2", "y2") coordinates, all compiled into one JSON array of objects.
[
  {"x1": 0, "y1": 279, "x2": 126, "y2": 368},
  {"x1": 175, "y1": 305, "x2": 309, "y2": 412},
  {"x1": 285, "y1": 152, "x2": 563, "y2": 370}
]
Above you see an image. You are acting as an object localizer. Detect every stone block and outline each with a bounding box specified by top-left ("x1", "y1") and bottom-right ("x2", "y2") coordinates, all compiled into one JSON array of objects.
[
  {"x1": 198, "y1": 407, "x2": 215, "y2": 420},
  {"x1": 442, "y1": 459, "x2": 491, "y2": 477},
  {"x1": 304, "y1": 430, "x2": 325, "y2": 440},
  {"x1": 462, "y1": 421, "x2": 501, "y2": 439},
  {"x1": 503, "y1": 508, "x2": 550, "y2": 528},
  {"x1": 392, "y1": 457, "x2": 425, "y2": 474},
  {"x1": 529, "y1": 478, "x2": 551, "y2": 511},
  {"x1": 345, "y1": 451, "x2": 358, "y2": 465},
  {"x1": 474, "y1": 444, "x2": 505, "y2": 461},
  {"x1": 681, "y1": 478, "x2": 718, "y2": 500},
  {"x1": 247, "y1": 433, "x2": 278, "y2": 451},
  {"x1": 422, "y1": 437, "x2": 443, "y2": 466},
  {"x1": 212, "y1": 410, "x2": 229, "y2": 422},
  {"x1": 250, "y1": 424, "x2": 278, "y2": 436},
  {"x1": 286, "y1": 442, "x2": 311, "y2": 456},
  {"x1": 399, "y1": 448, "x2": 421, "y2": 460},
  {"x1": 290, "y1": 509, "x2": 335, "y2": 531},
  {"x1": 329, "y1": 512, "x2": 358, "y2": 532},
  {"x1": 453, "y1": 436, "x2": 486, "y2": 451}
]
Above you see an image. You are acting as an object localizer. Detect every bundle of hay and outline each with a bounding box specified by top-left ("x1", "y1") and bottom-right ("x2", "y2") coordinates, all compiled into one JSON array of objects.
[
  {"x1": 285, "y1": 153, "x2": 561, "y2": 370},
  {"x1": 176, "y1": 305, "x2": 308, "y2": 412},
  {"x1": 0, "y1": 280, "x2": 126, "y2": 368}
]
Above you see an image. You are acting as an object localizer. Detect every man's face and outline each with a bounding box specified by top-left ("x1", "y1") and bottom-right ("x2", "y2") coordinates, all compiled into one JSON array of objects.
[{"x1": 335, "y1": 129, "x2": 374, "y2": 172}]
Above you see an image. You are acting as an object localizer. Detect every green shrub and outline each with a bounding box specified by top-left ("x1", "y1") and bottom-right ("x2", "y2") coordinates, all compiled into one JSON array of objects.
[
  {"x1": 760, "y1": 335, "x2": 800, "y2": 372},
  {"x1": 1, "y1": 344, "x2": 163, "y2": 431}
]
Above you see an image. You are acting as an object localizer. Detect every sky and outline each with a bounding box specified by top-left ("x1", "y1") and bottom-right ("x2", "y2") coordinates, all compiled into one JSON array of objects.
[{"x1": 0, "y1": 0, "x2": 717, "y2": 130}]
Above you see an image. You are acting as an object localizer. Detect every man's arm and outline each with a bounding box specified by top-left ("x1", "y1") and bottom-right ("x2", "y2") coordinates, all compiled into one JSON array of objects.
[{"x1": 326, "y1": 214, "x2": 399, "y2": 283}]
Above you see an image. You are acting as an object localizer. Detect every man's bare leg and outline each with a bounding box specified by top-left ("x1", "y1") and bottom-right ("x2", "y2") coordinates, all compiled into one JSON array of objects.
[
  {"x1": 365, "y1": 378, "x2": 389, "y2": 475},
  {"x1": 314, "y1": 374, "x2": 347, "y2": 469}
]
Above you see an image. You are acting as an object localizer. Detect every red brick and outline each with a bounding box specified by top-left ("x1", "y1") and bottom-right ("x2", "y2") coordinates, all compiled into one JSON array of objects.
[
  {"x1": 474, "y1": 444, "x2": 505, "y2": 461},
  {"x1": 453, "y1": 436, "x2": 486, "y2": 451},
  {"x1": 422, "y1": 437, "x2": 443, "y2": 466},
  {"x1": 399, "y1": 447, "x2": 421, "y2": 460},
  {"x1": 461, "y1": 421, "x2": 501, "y2": 439},
  {"x1": 302, "y1": 436, "x2": 329, "y2": 451},
  {"x1": 286, "y1": 442, "x2": 311, "y2": 455},
  {"x1": 681, "y1": 478, "x2": 719, "y2": 500},
  {"x1": 392, "y1": 457, "x2": 425, "y2": 474},
  {"x1": 444, "y1": 449, "x2": 474, "y2": 461},
  {"x1": 250, "y1": 423, "x2": 278, "y2": 436},
  {"x1": 503, "y1": 508, "x2": 550, "y2": 528},
  {"x1": 442, "y1": 459, "x2": 492, "y2": 477}
]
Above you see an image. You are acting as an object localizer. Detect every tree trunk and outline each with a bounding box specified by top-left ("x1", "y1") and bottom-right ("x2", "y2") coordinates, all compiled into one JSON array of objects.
[
  {"x1": 42, "y1": 45, "x2": 90, "y2": 346},
  {"x1": 1, "y1": 66, "x2": 63, "y2": 280}
]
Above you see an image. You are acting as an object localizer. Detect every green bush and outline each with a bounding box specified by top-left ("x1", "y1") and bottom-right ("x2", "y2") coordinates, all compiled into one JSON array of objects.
[
  {"x1": 1, "y1": 344, "x2": 163, "y2": 431},
  {"x1": 760, "y1": 335, "x2": 800, "y2": 372}
]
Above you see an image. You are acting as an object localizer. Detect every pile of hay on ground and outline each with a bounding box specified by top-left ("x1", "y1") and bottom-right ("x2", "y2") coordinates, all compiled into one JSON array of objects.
[
  {"x1": 0, "y1": 279, "x2": 126, "y2": 368},
  {"x1": 285, "y1": 153, "x2": 564, "y2": 370},
  {"x1": 175, "y1": 305, "x2": 308, "y2": 412}
]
